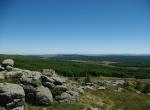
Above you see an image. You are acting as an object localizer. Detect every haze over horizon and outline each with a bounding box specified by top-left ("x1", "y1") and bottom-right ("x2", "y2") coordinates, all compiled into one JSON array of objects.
[{"x1": 0, "y1": 0, "x2": 150, "y2": 54}]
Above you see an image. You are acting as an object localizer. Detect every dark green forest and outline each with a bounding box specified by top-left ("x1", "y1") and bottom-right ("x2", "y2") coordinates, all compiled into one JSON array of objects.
[
  {"x1": 0, "y1": 54, "x2": 150, "y2": 79},
  {"x1": 48, "y1": 54, "x2": 150, "y2": 67}
]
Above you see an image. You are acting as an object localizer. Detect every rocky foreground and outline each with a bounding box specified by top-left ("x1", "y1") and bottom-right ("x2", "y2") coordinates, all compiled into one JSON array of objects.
[{"x1": 0, "y1": 59, "x2": 85, "y2": 110}]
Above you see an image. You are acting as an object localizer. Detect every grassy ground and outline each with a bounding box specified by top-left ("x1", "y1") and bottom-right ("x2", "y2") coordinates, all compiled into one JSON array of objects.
[
  {"x1": 23, "y1": 77, "x2": 150, "y2": 110},
  {"x1": 24, "y1": 88, "x2": 150, "y2": 110}
]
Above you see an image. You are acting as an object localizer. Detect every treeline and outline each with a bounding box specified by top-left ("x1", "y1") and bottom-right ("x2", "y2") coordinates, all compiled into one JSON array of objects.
[{"x1": 0, "y1": 55, "x2": 150, "y2": 79}]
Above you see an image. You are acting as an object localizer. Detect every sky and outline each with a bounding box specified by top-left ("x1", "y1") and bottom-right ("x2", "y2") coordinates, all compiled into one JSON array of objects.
[{"x1": 0, "y1": 0, "x2": 150, "y2": 55}]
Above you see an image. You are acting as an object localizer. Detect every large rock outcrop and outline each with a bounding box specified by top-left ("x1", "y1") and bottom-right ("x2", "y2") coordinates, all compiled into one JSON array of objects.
[
  {"x1": 2, "y1": 59, "x2": 14, "y2": 67},
  {"x1": 0, "y1": 83, "x2": 25, "y2": 109},
  {"x1": 5, "y1": 69, "x2": 42, "y2": 87},
  {"x1": 0, "y1": 59, "x2": 81, "y2": 106},
  {"x1": 36, "y1": 86, "x2": 53, "y2": 106},
  {"x1": 41, "y1": 69, "x2": 67, "y2": 96},
  {"x1": 6, "y1": 71, "x2": 23, "y2": 79},
  {"x1": 2, "y1": 59, "x2": 14, "y2": 71},
  {"x1": 21, "y1": 85, "x2": 53, "y2": 106},
  {"x1": 19, "y1": 70, "x2": 42, "y2": 87},
  {"x1": 21, "y1": 85, "x2": 36, "y2": 104}
]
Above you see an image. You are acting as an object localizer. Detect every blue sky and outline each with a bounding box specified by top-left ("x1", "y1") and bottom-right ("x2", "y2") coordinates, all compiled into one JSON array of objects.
[{"x1": 0, "y1": 0, "x2": 150, "y2": 54}]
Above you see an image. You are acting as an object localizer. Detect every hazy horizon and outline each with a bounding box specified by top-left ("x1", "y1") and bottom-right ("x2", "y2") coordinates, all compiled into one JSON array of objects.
[
  {"x1": 1, "y1": 53, "x2": 150, "y2": 56},
  {"x1": 1, "y1": 0, "x2": 150, "y2": 54}
]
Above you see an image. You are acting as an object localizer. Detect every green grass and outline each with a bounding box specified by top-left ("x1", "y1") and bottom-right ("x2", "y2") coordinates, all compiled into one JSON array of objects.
[
  {"x1": 24, "y1": 87, "x2": 150, "y2": 110},
  {"x1": 24, "y1": 103, "x2": 84, "y2": 110}
]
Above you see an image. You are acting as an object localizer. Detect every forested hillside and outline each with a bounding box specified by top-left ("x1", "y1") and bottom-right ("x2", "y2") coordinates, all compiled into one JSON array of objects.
[{"x1": 0, "y1": 55, "x2": 150, "y2": 79}]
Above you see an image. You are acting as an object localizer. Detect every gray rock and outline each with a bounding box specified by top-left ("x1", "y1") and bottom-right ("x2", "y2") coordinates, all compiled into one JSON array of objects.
[
  {"x1": 22, "y1": 85, "x2": 53, "y2": 105},
  {"x1": 117, "y1": 87, "x2": 123, "y2": 92},
  {"x1": 41, "y1": 75, "x2": 55, "y2": 83},
  {"x1": 12, "y1": 106, "x2": 24, "y2": 110},
  {"x1": 147, "y1": 93, "x2": 150, "y2": 96},
  {"x1": 6, "y1": 69, "x2": 41, "y2": 83},
  {"x1": 6, "y1": 71, "x2": 23, "y2": 79},
  {"x1": 21, "y1": 85, "x2": 36, "y2": 103},
  {"x1": 70, "y1": 86, "x2": 84, "y2": 94},
  {"x1": 54, "y1": 85, "x2": 67, "y2": 92},
  {"x1": 52, "y1": 76, "x2": 66, "y2": 85},
  {"x1": 55, "y1": 92, "x2": 77, "y2": 104},
  {"x1": 95, "y1": 101, "x2": 104, "y2": 107},
  {"x1": 66, "y1": 91, "x2": 79, "y2": 98},
  {"x1": 0, "y1": 65, "x2": 4, "y2": 71},
  {"x1": 2, "y1": 59, "x2": 14, "y2": 68},
  {"x1": 43, "y1": 69, "x2": 56, "y2": 77},
  {"x1": 6, "y1": 99, "x2": 24, "y2": 110},
  {"x1": 0, "y1": 83, "x2": 25, "y2": 109},
  {"x1": 85, "y1": 83, "x2": 94, "y2": 86},
  {"x1": 97, "y1": 86, "x2": 106, "y2": 90},
  {"x1": 136, "y1": 91, "x2": 141, "y2": 94},
  {"x1": 77, "y1": 87, "x2": 84, "y2": 94},
  {"x1": 82, "y1": 86, "x2": 95, "y2": 90},
  {"x1": 36, "y1": 86, "x2": 53, "y2": 106},
  {"x1": 5, "y1": 66, "x2": 13, "y2": 71},
  {"x1": 42, "y1": 69, "x2": 66, "y2": 85},
  {"x1": 55, "y1": 92, "x2": 70, "y2": 100},
  {"x1": 19, "y1": 70, "x2": 41, "y2": 86},
  {"x1": 112, "y1": 80, "x2": 125, "y2": 86},
  {"x1": 42, "y1": 82, "x2": 55, "y2": 89}
]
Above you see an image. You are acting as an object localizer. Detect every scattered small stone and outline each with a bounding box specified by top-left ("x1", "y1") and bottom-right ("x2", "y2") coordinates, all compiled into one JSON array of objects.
[
  {"x1": 97, "y1": 86, "x2": 106, "y2": 90},
  {"x1": 55, "y1": 91, "x2": 78, "y2": 104},
  {"x1": 42, "y1": 108, "x2": 47, "y2": 110},
  {"x1": 95, "y1": 101, "x2": 104, "y2": 107},
  {"x1": 86, "y1": 107, "x2": 98, "y2": 110},
  {"x1": 117, "y1": 87, "x2": 123, "y2": 92},
  {"x1": 83, "y1": 86, "x2": 95, "y2": 90},
  {"x1": 147, "y1": 93, "x2": 150, "y2": 96},
  {"x1": 136, "y1": 91, "x2": 141, "y2": 94}
]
